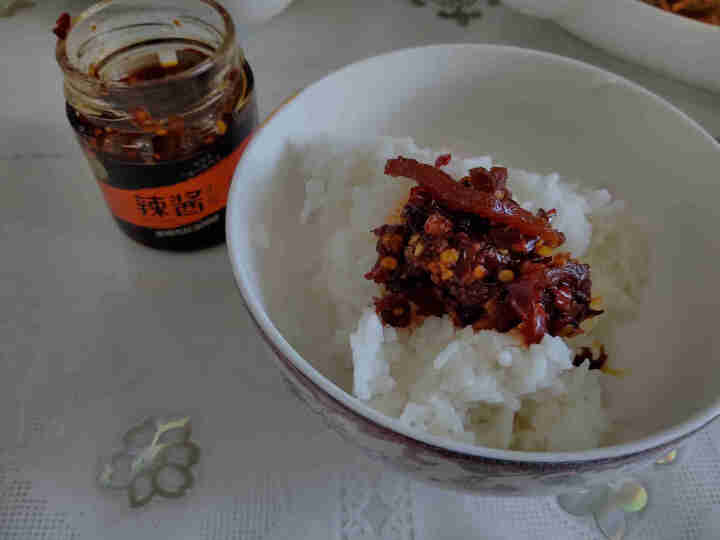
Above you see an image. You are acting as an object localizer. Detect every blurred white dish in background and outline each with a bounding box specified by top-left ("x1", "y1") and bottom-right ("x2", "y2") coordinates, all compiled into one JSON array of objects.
[
  {"x1": 227, "y1": 0, "x2": 294, "y2": 25},
  {"x1": 502, "y1": 0, "x2": 720, "y2": 94}
]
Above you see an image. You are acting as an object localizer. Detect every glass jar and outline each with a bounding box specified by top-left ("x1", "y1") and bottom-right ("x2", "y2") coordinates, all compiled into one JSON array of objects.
[{"x1": 55, "y1": 0, "x2": 258, "y2": 250}]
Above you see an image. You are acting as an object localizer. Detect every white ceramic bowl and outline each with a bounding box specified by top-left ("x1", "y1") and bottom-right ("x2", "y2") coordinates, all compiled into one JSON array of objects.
[
  {"x1": 503, "y1": 0, "x2": 720, "y2": 94},
  {"x1": 227, "y1": 44, "x2": 720, "y2": 495}
]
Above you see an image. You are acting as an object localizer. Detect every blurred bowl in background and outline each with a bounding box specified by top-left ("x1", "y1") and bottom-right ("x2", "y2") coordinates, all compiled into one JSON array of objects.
[{"x1": 503, "y1": 0, "x2": 720, "y2": 94}]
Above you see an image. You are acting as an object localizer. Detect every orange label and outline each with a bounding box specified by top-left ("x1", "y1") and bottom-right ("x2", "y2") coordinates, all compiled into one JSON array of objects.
[{"x1": 98, "y1": 136, "x2": 251, "y2": 230}]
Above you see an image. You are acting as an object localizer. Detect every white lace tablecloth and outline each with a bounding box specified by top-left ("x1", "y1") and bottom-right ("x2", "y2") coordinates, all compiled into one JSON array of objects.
[{"x1": 2, "y1": 1, "x2": 719, "y2": 539}]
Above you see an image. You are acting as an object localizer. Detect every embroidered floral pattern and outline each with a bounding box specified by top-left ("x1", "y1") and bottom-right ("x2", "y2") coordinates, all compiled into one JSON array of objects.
[{"x1": 97, "y1": 416, "x2": 200, "y2": 508}]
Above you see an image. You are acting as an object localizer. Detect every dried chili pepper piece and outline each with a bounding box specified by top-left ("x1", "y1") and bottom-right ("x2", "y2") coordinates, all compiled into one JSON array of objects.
[
  {"x1": 434, "y1": 153, "x2": 452, "y2": 167},
  {"x1": 375, "y1": 294, "x2": 412, "y2": 328},
  {"x1": 384, "y1": 157, "x2": 565, "y2": 248},
  {"x1": 573, "y1": 345, "x2": 608, "y2": 370},
  {"x1": 53, "y1": 12, "x2": 72, "y2": 40}
]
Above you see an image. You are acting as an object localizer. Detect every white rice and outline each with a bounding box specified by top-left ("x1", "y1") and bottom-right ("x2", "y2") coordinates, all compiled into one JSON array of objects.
[{"x1": 297, "y1": 135, "x2": 647, "y2": 451}]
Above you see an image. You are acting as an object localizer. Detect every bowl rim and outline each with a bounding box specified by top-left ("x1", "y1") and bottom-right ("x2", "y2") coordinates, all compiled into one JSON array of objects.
[{"x1": 227, "y1": 43, "x2": 720, "y2": 465}]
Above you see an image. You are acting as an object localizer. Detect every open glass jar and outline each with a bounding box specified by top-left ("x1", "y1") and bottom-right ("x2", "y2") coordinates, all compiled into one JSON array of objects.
[{"x1": 56, "y1": 0, "x2": 257, "y2": 250}]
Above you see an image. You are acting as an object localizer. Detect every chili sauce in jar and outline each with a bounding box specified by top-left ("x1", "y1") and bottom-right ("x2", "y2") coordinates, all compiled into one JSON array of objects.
[{"x1": 55, "y1": 0, "x2": 257, "y2": 250}]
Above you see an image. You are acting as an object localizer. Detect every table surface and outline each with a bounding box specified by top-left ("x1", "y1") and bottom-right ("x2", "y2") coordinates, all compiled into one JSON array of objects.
[{"x1": 2, "y1": 1, "x2": 720, "y2": 539}]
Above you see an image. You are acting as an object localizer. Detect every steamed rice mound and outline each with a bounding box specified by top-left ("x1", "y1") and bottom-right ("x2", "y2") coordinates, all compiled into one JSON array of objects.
[{"x1": 298, "y1": 135, "x2": 646, "y2": 452}]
